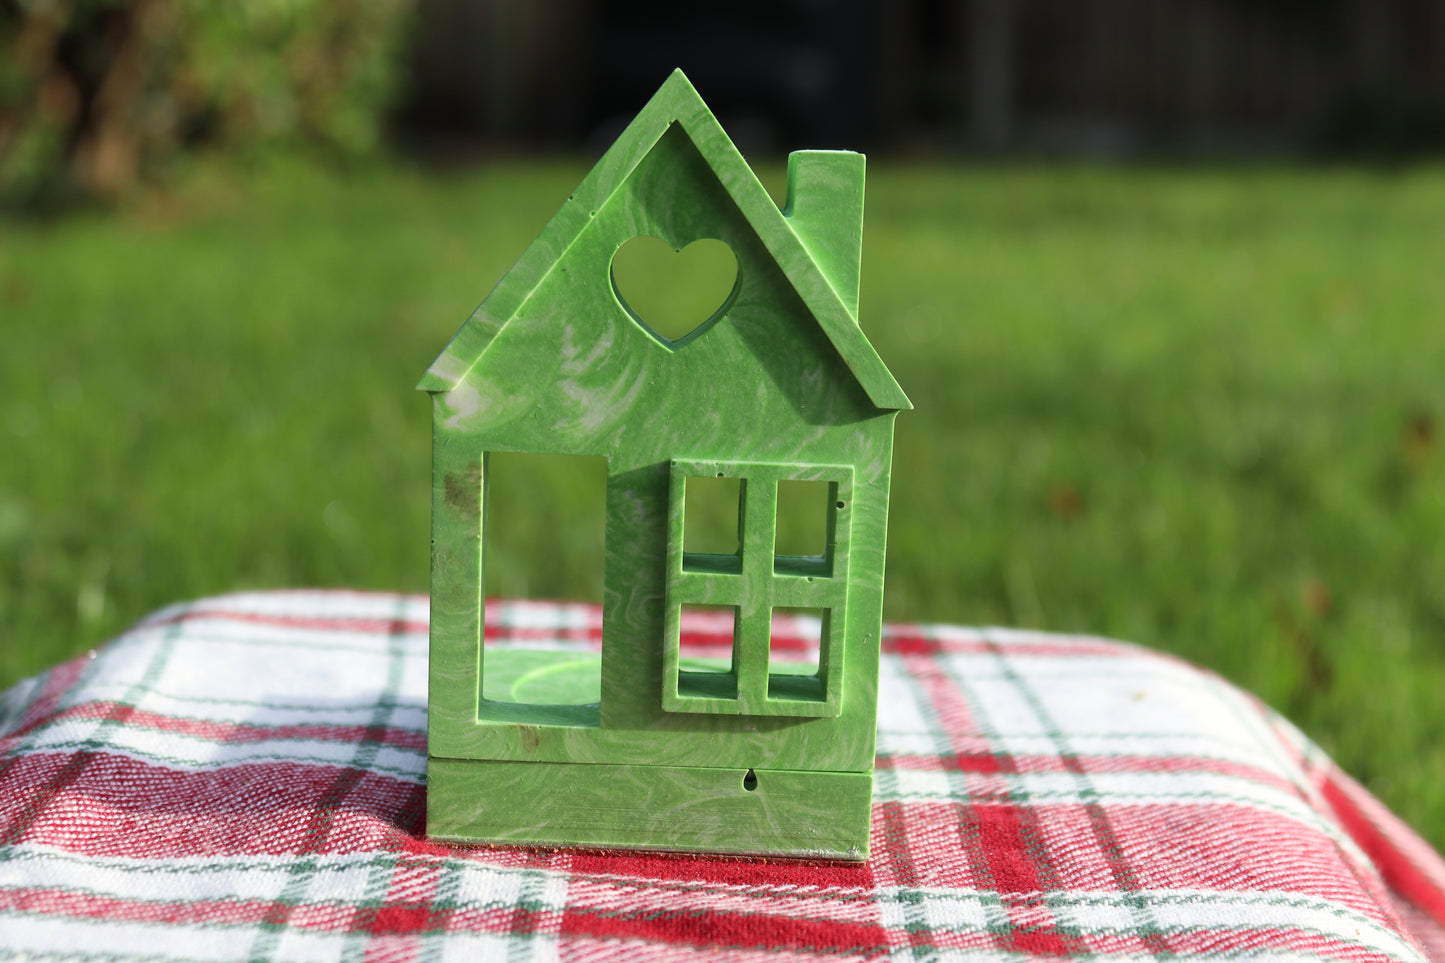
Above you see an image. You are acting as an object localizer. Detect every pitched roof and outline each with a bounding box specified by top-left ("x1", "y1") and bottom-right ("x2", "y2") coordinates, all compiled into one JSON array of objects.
[{"x1": 419, "y1": 69, "x2": 910, "y2": 411}]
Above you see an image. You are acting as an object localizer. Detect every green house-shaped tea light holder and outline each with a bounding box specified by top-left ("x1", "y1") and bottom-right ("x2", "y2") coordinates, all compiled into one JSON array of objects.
[{"x1": 420, "y1": 70, "x2": 909, "y2": 860}]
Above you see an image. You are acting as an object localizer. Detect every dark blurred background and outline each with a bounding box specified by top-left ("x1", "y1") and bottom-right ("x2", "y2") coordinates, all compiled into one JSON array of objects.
[
  {"x1": 11, "y1": 0, "x2": 1445, "y2": 208},
  {"x1": 395, "y1": 0, "x2": 1445, "y2": 160}
]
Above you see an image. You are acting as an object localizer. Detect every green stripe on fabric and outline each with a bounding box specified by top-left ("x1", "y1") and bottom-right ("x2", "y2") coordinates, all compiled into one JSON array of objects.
[
  {"x1": 341, "y1": 852, "x2": 400, "y2": 963},
  {"x1": 507, "y1": 859, "x2": 559, "y2": 963},
  {"x1": 977, "y1": 630, "x2": 1169, "y2": 954},
  {"x1": 1201, "y1": 669, "x2": 1397, "y2": 925},
  {"x1": 0, "y1": 636, "x2": 114, "y2": 779},
  {"x1": 868, "y1": 886, "x2": 1421, "y2": 960},
  {"x1": 5, "y1": 739, "x2": 426, "y2": 782},
  {"x1": 59, "y1": 688, "x2": 426, "y2": 715},
  {"x1": 0, "y1": 620, "x2": 181, "y2": 862},
  {"x1": 246, "y1": 601, "x2": 411, "y2": 962},
  {"x1": 882, "y1": 654, "x2": 1003, "y2": 955},
  {"x1": 0, "y1": 702, "x2": 425, "y2": 762},
  {"x1": 0, "y1": 846, "x2": 509, "y2": 891},
  {"x1": 125, "y1": 626, "x2": 428, "y2": 657},
  {"x1": 936, "y1": 637, "x2": 1088, "y2": 952},
  {"x1": 0, "y1": 671, "x2": 46, "y2": 736},
  {"x1": 416, "y1": 854, "x2": 467, "y2": 963},
  {"x1": 0, "y1": 889, "x2": 1410, "y2": 958},
  {"x1": 14, "y1": 699, "x2": 425, "y2": 730},
  {"x1": 0, "y1": 944, "x2": 243, "y2": 963}
]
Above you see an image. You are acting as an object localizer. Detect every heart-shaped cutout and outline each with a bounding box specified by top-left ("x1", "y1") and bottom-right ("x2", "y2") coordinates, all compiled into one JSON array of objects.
[{"x1": 610, "y1": 236, "x2": 739, "y2": 347}]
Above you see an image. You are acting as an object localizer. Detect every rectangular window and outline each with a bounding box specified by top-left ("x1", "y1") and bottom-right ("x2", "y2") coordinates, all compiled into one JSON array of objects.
[
  {"x1": 680, "y1": 474, "x2": 743, "y2": 574},
  {"x1": 683, "y1": 475, "x2": 743, "y2": 556},
  {"x1": 675, "y1": 604, "x2": 739, "y2": 701},
  {"x1": 769, "y1": 606, "x2": 823, "y2": 676},
  {"x1": 663, "y1": 459, "x2": 851, "y2": 718},
  {"x1": 478, "y1": 451, "x2": 606, "y2": 726},
  {"x1": 768, "y1": 607, "x2": 829, "y2": 705},
  {"x1": 774, "y1": 479, "x2": 829, "y2": 558}
]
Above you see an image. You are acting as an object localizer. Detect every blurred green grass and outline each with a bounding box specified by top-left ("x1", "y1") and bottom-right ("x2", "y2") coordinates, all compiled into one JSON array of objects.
[{"x1": 2, "y1": 160, "x2": 1444, "y2": 849}]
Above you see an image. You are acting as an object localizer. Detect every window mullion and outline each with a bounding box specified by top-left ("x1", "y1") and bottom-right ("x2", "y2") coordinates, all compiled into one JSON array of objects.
[
  {"x1": 673, "y1": 570, "x2": 744, "y2": 607},
  {"x1": 770, "y1": 575, "x2": 847, "y2": 609},
  {"x1": 735, "y1": 474, "x2": 777, "y2": 709}
]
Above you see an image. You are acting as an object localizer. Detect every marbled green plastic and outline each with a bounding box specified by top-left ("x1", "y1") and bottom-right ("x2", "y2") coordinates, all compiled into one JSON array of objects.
[
  {"x1": 427, "y1": 760, "x2": 875, "y2": 859},
  {"x1": 663, "y1": 459, "x2": 852, "y2": 718},
  {"x1": 420, "y1": 69, "x2": 909, "y2": 860}
]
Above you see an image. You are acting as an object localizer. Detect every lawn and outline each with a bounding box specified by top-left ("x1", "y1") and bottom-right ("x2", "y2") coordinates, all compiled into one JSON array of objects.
[{"x1": 2, "y1": 159, "x2": 1443, "y2": 850}]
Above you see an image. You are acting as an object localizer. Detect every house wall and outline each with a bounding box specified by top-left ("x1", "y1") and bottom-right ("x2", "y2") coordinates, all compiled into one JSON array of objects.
[
  {"x1": 427, "y1": 416, "x2": 896, "y2": 776},
  {"x1": 427, "y1": 125, "x2": 897, "y2": 775}
]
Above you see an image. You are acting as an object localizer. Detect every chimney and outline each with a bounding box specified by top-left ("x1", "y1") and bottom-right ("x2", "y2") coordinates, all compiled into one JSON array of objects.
[{"x1": 782, "y1": 150, "x2": 865, "y2": 322}]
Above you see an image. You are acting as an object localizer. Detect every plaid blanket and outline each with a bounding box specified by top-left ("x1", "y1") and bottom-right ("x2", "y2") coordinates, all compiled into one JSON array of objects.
[{"x1": 2, "y1": 591, "x2": 1443, "y2": 961}]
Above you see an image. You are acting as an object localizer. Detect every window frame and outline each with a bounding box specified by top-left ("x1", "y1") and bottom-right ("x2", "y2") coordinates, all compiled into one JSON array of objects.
[
  {"x1": 661, "y1": 458, "x2": 852, "y2": 718},
  {"x1": 474, "y1": 449, "x2": 607, "y2": 729}
]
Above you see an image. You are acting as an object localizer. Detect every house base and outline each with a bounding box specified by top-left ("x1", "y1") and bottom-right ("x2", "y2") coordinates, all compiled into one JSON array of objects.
[{"x1": 426, "y1": 757, "x2": 874, "y2": 861}]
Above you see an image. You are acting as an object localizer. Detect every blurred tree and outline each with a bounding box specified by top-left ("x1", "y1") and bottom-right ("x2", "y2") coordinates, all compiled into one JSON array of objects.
[{"x1": 0, "y1": 0, "x2": 413, "y2": 208}]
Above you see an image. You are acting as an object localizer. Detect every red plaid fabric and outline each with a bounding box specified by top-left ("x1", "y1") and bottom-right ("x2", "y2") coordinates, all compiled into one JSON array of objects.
[{"x1": 2, "y1": 590, "x2": 1443, "y2": 961}]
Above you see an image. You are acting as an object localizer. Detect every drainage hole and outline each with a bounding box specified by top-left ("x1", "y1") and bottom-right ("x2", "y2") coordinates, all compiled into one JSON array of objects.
[{"x1": 742, "y1": 768, "x2": 758, "y2": 792}]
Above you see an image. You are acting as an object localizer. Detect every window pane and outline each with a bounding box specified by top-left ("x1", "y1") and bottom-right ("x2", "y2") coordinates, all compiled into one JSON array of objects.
[
  {"x1": 683, "y1": 475, "x2": 742, "y2": 555},
  {"x1": 677, "y1": 604, "x2": 739, "y2": 700},
  {"x1": 775, "y1": 479, "x2": 829, "y2": 558},
  {"x1": 481, "y1": 451, "x2": 606, "y2": 711},
  {"x1": 769, "y1": 606, "x2": 823, "y2": 677}
]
